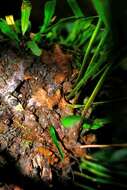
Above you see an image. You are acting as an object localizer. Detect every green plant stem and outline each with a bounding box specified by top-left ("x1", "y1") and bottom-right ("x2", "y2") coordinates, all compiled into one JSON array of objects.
[
  {"x1": 93, "y1": 97, "x2": 127, "y2": 106},
  {"x1": 74, "y1": 18, "x2": 102, "y2": 85},
  {"x1": 92, "y1": 63, "x2": 108, "y2": 80},
  {"x1": 81, "y1": 65, "x2": 110, "y2": 117},
  {"x1": 66, "y1": 73, "x2": 87, "y2": 100},
  {"x1": 67, "y1": 20, "x2": 105, "y2": 100},
  {"x1": 74, "y1": 182, "x2": 96, "y2": 190},
  {"x1": 86, "y1": 30, "x2": 108, "y2": 73}
]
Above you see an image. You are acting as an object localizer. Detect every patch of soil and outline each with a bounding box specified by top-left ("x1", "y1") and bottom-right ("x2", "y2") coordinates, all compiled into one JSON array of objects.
[{"x1": 0, "y1": 44, "x2": 95, "y2": 189}]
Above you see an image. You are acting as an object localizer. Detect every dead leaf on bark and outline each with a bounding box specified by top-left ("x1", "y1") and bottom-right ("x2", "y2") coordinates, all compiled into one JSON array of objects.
[{"x1": 31, "y1": 88, "x2": 61, "y2": 109}]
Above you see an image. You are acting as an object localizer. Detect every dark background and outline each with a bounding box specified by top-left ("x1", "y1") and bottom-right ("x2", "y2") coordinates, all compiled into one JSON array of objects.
[{"x1": 0, "y1": 0, "x2": 95, "y2": 31}]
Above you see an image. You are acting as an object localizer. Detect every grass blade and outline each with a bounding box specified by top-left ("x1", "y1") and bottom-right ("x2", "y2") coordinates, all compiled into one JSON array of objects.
[
  {"x1": 40, "y1": 0, "x2": 56, "y2": 33},
  {"x1": 49, "y1": 125, "x2": 64, "y2": 160},
  {"x1": 66, "y1": 0, "x2": 84, "y2": 45},
  {"x1": 67, "y1": 0, "x2": 84, "y2": 17},
  {"x1": 67, "y1": 29, "x2": 108, "y2": 100},
  {"x1": 74, "y1": 18, "x2": 102, "y2": 85},
  {"x1": 82, "y1": 65, "x2": 110, "y2": 115},
  {"x1": 92, "y1": 0, "x2": 110, "y2": 28},
  {"x1": 21, "y1": 0, "x2": 32, "y2": 35},
  {"x1": 86, "y1": 30, "x2": 108, "y2": 72}
]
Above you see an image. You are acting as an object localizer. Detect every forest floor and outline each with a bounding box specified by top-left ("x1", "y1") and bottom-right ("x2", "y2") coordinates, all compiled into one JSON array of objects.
[
  {"x1": 0, "y1": 42, "x2": 126, "y2": 190},
  {"x1": 0, "y1": 43, "x2": 95, "y2": 190}
]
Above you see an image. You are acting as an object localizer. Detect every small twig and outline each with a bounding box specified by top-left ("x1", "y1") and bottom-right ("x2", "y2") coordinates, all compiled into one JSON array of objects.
[
  {"x1": 80, "y1": 144, "x2": 127, "y2": 148},
  {"x1": 93, "y1": 97, "x2": 127, "y2": 105}
]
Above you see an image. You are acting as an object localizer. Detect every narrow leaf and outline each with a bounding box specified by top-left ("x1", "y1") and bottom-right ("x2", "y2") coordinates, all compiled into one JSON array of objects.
[
  {"x1": 21, "y1": 0, "x2": 32, "y2": 35},
  {"x1": 49, "y1": 126, "x2": 64, "y2": 159},
  {"x1": 92, "y1": 0, "x2": 110, "y2": 28},
  {"x1": 82, "y1": 65, "x2": 111, "y2": 115},
  {"x1": 40, "y1": 0, "x2": 56, "y2": 33},
  {"x1": 67, "y1": 0, "x2": 84, "y2": 17},
  {"x1": 27, "y1": 40, "x2": 42, "y2": 56},
  {"x1": 93, "y1": 118, "x2": 110, "y2": 128}
]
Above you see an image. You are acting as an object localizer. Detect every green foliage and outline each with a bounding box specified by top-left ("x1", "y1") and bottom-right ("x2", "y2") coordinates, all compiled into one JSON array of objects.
[
  {"x1": 26, "y1": 40, "x2": 42, "y2": 56},
  {"x1": 61, "y1": 114, "x2": 109, "y2": 131},
  {"x1": 81, "y1": 65, "x2": 111, "y2": 115},
  {"x1": 0, "y1": 18, "x2": 19, "y2": 43},
  {"x1": 49, "y1": 125, "x2": 64, "y2": 160},
  {"x1": 21, "y1": 0, "x2": 32, "y2": 35},
  {"x1": 67, "y1": 0, "x2": 84, "y2": 17},
  {"x1": 66, "y1": 19, "x2": 109, "y2": 100},
  {"x1": 92, "y1": 0, "x2": 110, "y2": 28},
  {"x1": 60, "y1": 115, "x2": 81, "y2": 128},
  {"x1": 92, "y1": 118, "x2": 110, "y2": 129},
  {"x1": 33, "y1": 0, "x2": 56, "y2": 42},
  {"x1": 80, "y1": 159, "x2": 111, "y2": 178},
  {"x1": 76, "y1": 149, "x2": 127, "y2": 189},
  {"x1": 0, "y1": 0, "x2": 57, "y2": 55},
  {"x1": 66, "y1": 0, "x2": 84, "y2": 45},
  {"x1": 40, "y1": 0, "x2": 56, "y2": 33},
  {"x1": 82, "y1": 118, "x2": 110, "y2": 130}
]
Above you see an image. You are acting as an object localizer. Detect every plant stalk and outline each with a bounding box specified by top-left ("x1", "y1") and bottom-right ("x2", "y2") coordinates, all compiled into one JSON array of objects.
[
  {"x1": 82, "y1": 65, "x2": 110, "y2": 117},
  {"x1": 74, "y1": 18, "x2": 102, "y2": 85}
]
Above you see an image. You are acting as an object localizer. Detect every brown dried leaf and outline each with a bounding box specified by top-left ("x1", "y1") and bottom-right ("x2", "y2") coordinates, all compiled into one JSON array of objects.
[
  {"x1": 32, "y1": 88, "x2": 61, "y2": 109},
  {"x1": 54, "y1": 72, "x2": 66, "y2": 84},
  {"x1": 53, "y1": 44, "x2": 72, "y2": 80}
]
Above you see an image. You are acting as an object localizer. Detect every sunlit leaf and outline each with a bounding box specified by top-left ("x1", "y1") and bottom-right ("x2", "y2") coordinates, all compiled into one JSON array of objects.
[
  {"x1": 40, "y1": 0, "x2": 56, "y2": 33},
  {"x1": 0, "y1": 19, "x2": 19, "y2": 42},
  {"x1": 82, "y1": 118, "x2": 110, "y2": 130},
  {"x1": 5, "y1": 15, "x2": 20, "y2": 35},
  {"x1": 92, "y1": 118, "x2": 110, "y2": 128},
  {"x1": 49, "y1": 125, "x2": 64, "y2": 159},
  {"x1": 21, "y1": 0, "x2": 32, "y2": 35},
  {"x1": 26, "y1": 40, "x2": 42, "y2": 56},
  {"x1": 5, "y1": 15, "x2": 15, "y2": 25},
  {"x1": 82, "y1": 123, "x2": 91, "y2": 129},
  {"x1": 60, "y1": 115, "x2": 81, "y2": 128}
]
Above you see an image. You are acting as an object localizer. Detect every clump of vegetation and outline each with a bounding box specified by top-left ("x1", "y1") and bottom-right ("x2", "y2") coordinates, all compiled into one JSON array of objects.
[{"x1": 0, "y1": 0, "x2": 127, "y2": 190}]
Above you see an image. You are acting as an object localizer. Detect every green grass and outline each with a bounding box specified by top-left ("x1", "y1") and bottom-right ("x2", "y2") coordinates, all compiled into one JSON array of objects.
[{"x1": 74, "y1": 148, "x2": 127, "y2": 189}]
